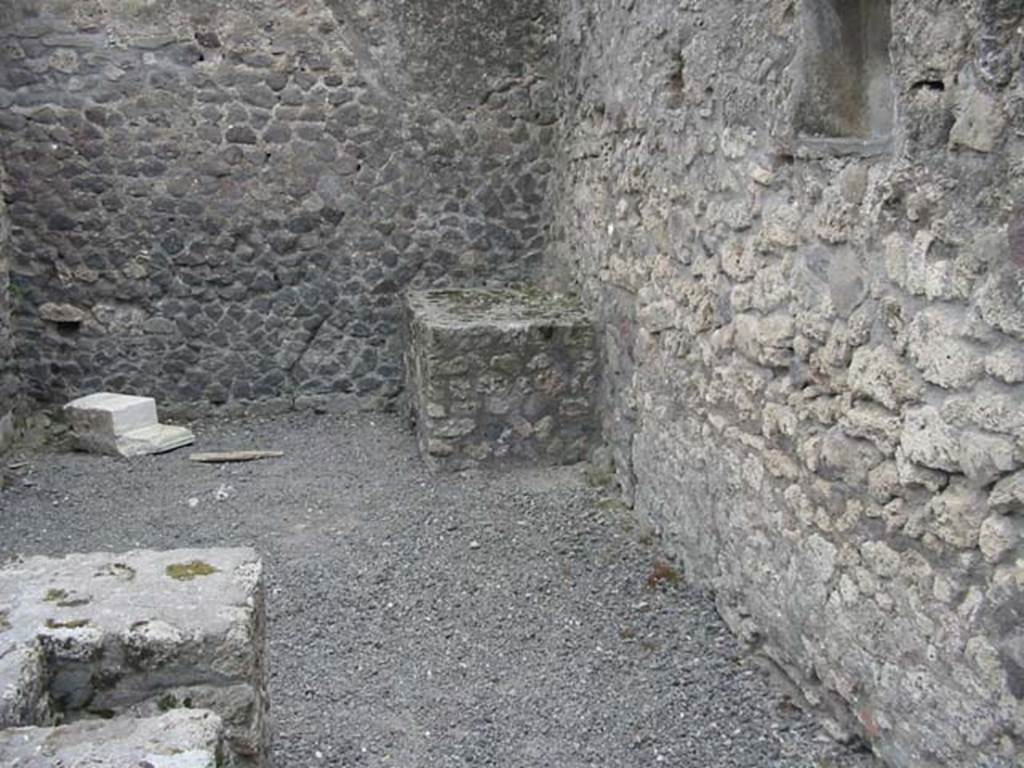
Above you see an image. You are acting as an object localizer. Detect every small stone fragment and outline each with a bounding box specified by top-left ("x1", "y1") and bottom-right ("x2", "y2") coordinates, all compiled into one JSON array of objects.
[
  {"x1": 989, "y1": 471, "x2": 1024, "y2": 513},
  {"x1": 978, "y1": 515, "x2": 1018, "y2": 563},
  {"x1": 38, "y1": 303, "x2": 88, "y2": 324}
]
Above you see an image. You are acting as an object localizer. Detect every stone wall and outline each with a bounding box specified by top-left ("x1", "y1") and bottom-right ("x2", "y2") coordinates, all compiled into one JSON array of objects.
[
  {"x1": 0, "y1": 158, "x2": 14, "y2": 449},
  {"x1": 0, "y1": 0, "x2": 556, "y2": 412},
  {"x1": 548, "y1": 0, "x2": 1024, "y2": 765}
]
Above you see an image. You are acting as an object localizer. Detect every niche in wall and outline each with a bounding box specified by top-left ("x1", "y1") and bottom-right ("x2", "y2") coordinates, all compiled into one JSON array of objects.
[{"x1": 794, "y1": 0, "x2": 894, "y2": 146}]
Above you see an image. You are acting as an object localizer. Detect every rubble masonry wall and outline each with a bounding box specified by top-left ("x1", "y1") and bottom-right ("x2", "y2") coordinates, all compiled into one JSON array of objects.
[
  {"x1": 0, "y1": 158, "x2": 14, "y2": 449},
  {"x1": 0, "y1": 0, "x2": 556, "y2": 413},
  {"x1": 547, "y1": 0, "x2": 1024, "y2": 765}
]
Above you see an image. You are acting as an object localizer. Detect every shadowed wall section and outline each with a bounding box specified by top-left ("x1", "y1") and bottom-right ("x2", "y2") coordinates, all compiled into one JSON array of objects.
[
  {"x1": 0, "y1": 0, "x2": 556, "y2": 413},
  {"x1": 0, "y1": 159, "x2": 14, "y2": 447}
]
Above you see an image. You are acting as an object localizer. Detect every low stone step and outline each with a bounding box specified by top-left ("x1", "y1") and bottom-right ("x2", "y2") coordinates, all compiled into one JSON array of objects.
[
  {"x1": 64, "y1": 392, "x2": 194, "y2": 456},
  {"x1": 404, "y1": 287, "x2": 598, "y2": 470},
  {"x1": 0, "y1": 547, "x2": 266, "y2": 766},
  {"x1": 0, "y1": 709, "x2": 224, "y2": 767},
  {"x1": 116, "y1": 423, "x2": 196, "y2": 457}
]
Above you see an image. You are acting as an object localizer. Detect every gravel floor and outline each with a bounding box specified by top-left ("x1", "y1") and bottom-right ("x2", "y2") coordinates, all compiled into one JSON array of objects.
[{"x1": 0, "y1": 411, "x2": 880, "y2": 767}]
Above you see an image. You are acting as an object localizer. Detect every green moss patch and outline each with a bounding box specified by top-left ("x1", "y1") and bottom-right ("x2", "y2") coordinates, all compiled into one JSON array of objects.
[
  {"x1": 45, "y1": 618, "x2": 91, "y2": 630},
  {"x1": 166, "y1": 561, "x2": 218, "y2": 581},
  {"x1": 95, "y1": 562, "x2": 136, "y2": 581},
  {"x1": 44, "y1": 588, "x2": 92, "y2": 608}
]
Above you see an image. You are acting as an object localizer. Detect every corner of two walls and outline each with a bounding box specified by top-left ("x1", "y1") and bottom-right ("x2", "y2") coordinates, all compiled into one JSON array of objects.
[
  {"x1": 0, "y1": 0, "x2": 557, "y2": 416},
  {"x1": 550, "y1": 0, "x2": 1024, "y2": 765}
]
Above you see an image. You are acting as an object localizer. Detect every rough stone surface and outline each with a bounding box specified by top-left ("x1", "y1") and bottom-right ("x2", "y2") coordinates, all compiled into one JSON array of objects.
[
  {"x1": 0, "y1": 709, "x2": 225, "y2": 767},
  {"x1": 0, "y1": 547, "x2": 265, "y2": 766},
  {"x1": 0, "y1": 159, "x2": 14, "y2": 451},
  {"x1": 405, "y1": 288, "x2": 598, "y2": 470},
  {"x1": 546, "y1": 1, "x2": 1024, "y2": 766},
  {"x1": 65, "y1": 391, "x2": 158, "y2": 433},
  {"x1": 0, "y1": 0, "x2": 556, "y2": 413}
]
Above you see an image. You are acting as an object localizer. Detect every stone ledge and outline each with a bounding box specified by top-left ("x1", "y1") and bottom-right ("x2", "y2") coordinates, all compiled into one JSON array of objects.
[
  {"x1": 0, "y1": 547, "x2": 266, "y2": 766},
  {"x1": 0, "y1": 709, "x2": 225, "y2": 767}
]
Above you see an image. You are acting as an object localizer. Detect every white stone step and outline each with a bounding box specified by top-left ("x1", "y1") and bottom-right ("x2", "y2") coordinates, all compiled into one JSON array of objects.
[
  {"x1": 116, "y1": 423, "x2": 196, "y2": 457},
  {"x1": 63, "y1": 392, "x2": 195, "y2": 457},
  {"x1": 0, "y1": 710, "x2": 224, "y2": 767},
  {"x1": 64, "y1": 392, "x2": 158, "y2": 435}
]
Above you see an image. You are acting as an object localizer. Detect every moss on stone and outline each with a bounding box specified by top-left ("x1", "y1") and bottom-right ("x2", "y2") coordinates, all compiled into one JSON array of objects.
[
  {"x1": 45, "y1": 618, "x2": 91, "y2": 629},
  {"x1": 166, "y1": 561, "x2": 218, "y2": 581},
  {"x1": 44, "y1": 588, "x2": 91, "y2": 608},
  {"x1": 95, "y1": 562, "x2": 136, "y2": 581},
  {"x1": 597, "y1": 497, "x2": 629, "y2": 513},
  {"x1": 58, "y1": 596, "x2": 92, "y2": 608},
  {"x1": 646, "y1": 560, "x2": 681, "y2": 589}
]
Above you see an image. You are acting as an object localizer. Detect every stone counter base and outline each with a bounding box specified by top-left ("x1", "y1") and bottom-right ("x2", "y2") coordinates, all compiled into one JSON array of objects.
[
  {"x1": 0, "y1": 709, "x2": 225, "y2": 767},
  {"x1": 405, "y1": 288, "x2": 599, "y2": 471},
  {"x1": 0, "y1": 548, "x2": 266, "y2": 767}
]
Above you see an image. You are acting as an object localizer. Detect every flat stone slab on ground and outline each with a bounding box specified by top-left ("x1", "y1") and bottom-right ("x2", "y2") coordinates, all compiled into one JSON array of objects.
[
  {"x1": 116, "y1": 423, "x2": 196, "y2": 456},
  {"x1": 64, "y1": 392, "x2": 195, "y2": 457},
  {"x1": 0, "y1": 547, "x2": 265, "y2": 766},
  {"x1": 405, "y1": 288, "x2": 598, "y2": 470},
  {"x1": 0, "y1": 709, "x2": 224, "y2": 767}
]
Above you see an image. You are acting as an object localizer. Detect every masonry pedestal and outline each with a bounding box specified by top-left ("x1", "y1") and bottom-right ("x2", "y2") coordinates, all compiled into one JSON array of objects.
[
  {"x1": 0, "y1": 547, "x2": 266, "y2": 767},
  {"x1": 405, "y1": 288, "x2": 598, "y2": 470}
]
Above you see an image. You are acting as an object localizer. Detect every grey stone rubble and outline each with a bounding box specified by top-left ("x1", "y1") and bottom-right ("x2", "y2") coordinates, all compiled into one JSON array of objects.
[
  {"x1": 0, "y1": 709, "x2": 224, "y2": 768},
  {"x1": 405, "y1": 288, "x2": 598, "y2": 470},
  {"x1": 64, "y1": 392, "x2": 195, "y2": 457},
  {"x1": 0, "y1": 547, "x2": 266, "y2": 767}
]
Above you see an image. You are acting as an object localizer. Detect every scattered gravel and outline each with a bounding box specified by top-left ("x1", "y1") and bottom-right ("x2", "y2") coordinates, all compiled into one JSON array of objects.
[{"x1": 0, "y1": 411, "x2": 880, "y2": 767}]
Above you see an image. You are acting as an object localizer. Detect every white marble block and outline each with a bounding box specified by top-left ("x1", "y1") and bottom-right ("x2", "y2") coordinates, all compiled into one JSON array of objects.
[{"x1": 64, "y1": 392, "x2": 194, "y2": 457}]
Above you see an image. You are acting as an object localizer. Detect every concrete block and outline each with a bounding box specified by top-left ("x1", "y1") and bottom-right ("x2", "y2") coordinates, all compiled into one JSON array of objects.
[
  {"x1": 405, "y1": 288, "x2": 598, "y2": 470},
  {"x1": 63, "y1": 392, "x2": 194, "y2": 456},
  {"x1": 0, "y1": 709, "x2": 225, "y2": 767},
  {"x1": 0, "y1": 548, "x2": 266, "y2": 766}
]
